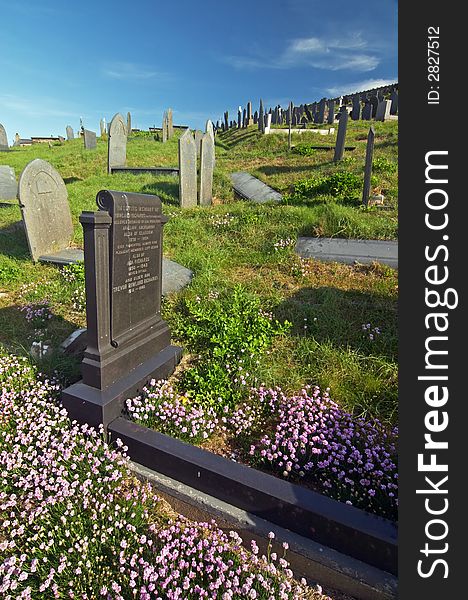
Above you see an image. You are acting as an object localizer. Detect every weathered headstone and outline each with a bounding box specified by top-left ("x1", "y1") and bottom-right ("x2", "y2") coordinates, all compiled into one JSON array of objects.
[
  {"x1": 390, "y1": 90, "x2": 398, "y2": 115},
  {"x1": 327, "y1": 100, "x2": 335, "y2": 124},
  {"x1": 362, "y1": 101, "x2": 372, "y2": 120},
  {"x1": 333, "y1": 109, "x2": 349, "y2": 162},
  {"x1": 351, "y1": 96, "x2": 361, "y2": 120},
  {"x1": 108, "y1": 113, "x2": 127, "y2": 174},
  {"x1": 362, "y1": 126, "x2": 375, "y2": 207},
  {"x1": 0, "y1": 123, "x2": 9, "y2": 151},
  {"x1": 205, "y1": 119, "x2": 215, "y2": 143},
  {"x1": 194, "y1": 130, "x2": 203, "y2": 158},
  {"x1": 375, "y1": 99, "x2": 392, "y2": 122},
  {"x1": 247, "y1": 101, "x2": 253, "y2": 125},
  {"x1": 83, "y1": 130, "x2": 97, "y2": 150},
  {"x1": 126, "y1": 112, "x2": 132, "y2": 136},
  {"x1": 369, "y1": 96, "x2": 379, "y2": 118},
  {"x1": 62, "y1": 189, "x2": 182, "y2": 427},
  {"x1": 66, "y1": 125, "x2": 74, "y2": 141},
  {"x1": 316, "y1": 99, "x2": 326, "y2": 123},
  {"x1": 167, "y1": 108, "x2": 174, "y2": 138},
  {"x1": 162, "y1": 111, "x2": 168, "y2": 143},
  {"x1": 264, "y1": 113, "x2": 272, "y2": 134},
  {"x1": 199, "y1": 133, "x2": 215, "y2": 206},
  {"x1": 0, "y1": 166, "x2": 17, "y2": 201},
  {"x1": 17, "y1": 159, "x2": 74, "y2": 261},
  {"x1": 258, "y1": 99, "x2": 264, "y2": 133},
  {"x1": 178, "y1": 129, "x2": 197, "y2": 208}
]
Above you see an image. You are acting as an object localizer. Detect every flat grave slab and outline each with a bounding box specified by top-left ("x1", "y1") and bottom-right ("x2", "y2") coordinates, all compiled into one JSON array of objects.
[
  {"x1": 231, "y1": 172, "x2": 282, "y2": 203},
  {"x1": 111, "y1": 166, "x2": 179, "y2": 177},
  {"x1": 296, "y1": 237, "x2": 398, "y2": 268},
  {"x1": 40, "y1": 249, "x2": 192, "y2": 294},
  {"x1": 292, "y1": 145, "x2": 356, "y2": 151}
]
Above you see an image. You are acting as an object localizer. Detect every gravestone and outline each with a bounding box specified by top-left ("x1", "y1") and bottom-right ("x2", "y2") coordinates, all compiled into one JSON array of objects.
[
  {"x1": 0, "y1": 123, "x2": 9, "y2": 151},
  {"x1": 224, "y1": 111, "x2": 229, "y2": 130},
  {"x1": 264, "y1": 113, "x2": 272, "y2": 134},
  {"x1": 127, "y1": 112, "x2": 132, "y2": 136},
  {"x1": 316, "y1": 99, "x2": 326, "y2": 123},
  {"x1": 205, "y1": 119, "x2": 215, "y2": 143},
  {"x1": 237, "y1": 108, "x2": 242, "y2": 129},
  {"x1": 194, "y1": 130, "x2": 203, "y2": 158},
  {"x1": 362, "y1": 101, "x2": 372, "y2": 120},
  {"x1": 242, "y1": 108, "x2": 247, "y2": 128},
  {"x1": 362, "y1": 126, "x2": 375, "y2": 207},
  {"x1": 253, "y1": 111, "x2": 258, "y2": 124},
  {"x1": 167, "y1": 108, "x2": 174, "y2": 138},
  {"x1": 178, "y1": 129, "x2": 197, "y2": 208},
  {"x1": 333, "y1": 110, "x2": 349, "y2": 162},
  {"x1": 17, "y1": 159, "x2": 74, "y2": 261},
  {"x1": 390, "y1": 90, "x2": 398, "y2": 115},
  {"x1": 369, "y1": 96, "x2": 379, "y2": 118},
  {"x1": 327, "y1": 100, "x2": 335, "y2": 124},
  {"x1": 199, "y1": 133, "x2": 215, "y2": 206},
  {"x1": 258, "y1": 99, "x2": 264, "y2": 132},
  {"x1": 66, "y1": 125, "x2": 74, "y2": 141},
  {"x1": 351, "y1": 96, "x2": 361, "y2": 120},
  {"x1": 108, "y1": 113, "x2": 127, "y2": 174},
  {"x1": 162, "y1": 111, "x2": 168, "y2": 143},
  {"x1": 247, "y1": 101, "x2": 253, "y2": 125},
  {"x1": 83, "y1": 130, "x2": 97, "y2": 150},
  {"x1": 375, "y1": 99, "x2": 392, "y2": 122},
  {"x1": 62, "y1": 189, "x2": 182, "y2": 427},
  {"x1": 0, "y1": 166, "x2": 17, "y2": 201}
]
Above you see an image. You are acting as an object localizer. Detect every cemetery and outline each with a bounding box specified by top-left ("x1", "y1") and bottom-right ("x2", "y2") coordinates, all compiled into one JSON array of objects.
[{"x1": 0, "y1": 93, "x2": 398, "y2": 599}]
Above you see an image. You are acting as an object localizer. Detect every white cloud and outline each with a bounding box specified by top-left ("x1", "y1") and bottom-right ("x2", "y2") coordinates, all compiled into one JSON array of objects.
[
  {"x1": 224, "y1": 32, "x2": 379, "y2": 72},
  {"x1": 101, "y1": 62, "x2": 170, "y2": 81},
  {"x1": 0, "y1": 94, "x2": 76, "y2": 118},
  {"x1": 326, "y1": 78, "x2": 397, "y2": 96}
]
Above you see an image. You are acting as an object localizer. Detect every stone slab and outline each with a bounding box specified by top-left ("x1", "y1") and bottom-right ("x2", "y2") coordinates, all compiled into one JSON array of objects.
[
  {"x1": 0, "y1": 166, "x2": 17, "y2": 200},
  {"x1": 39, "y1": 248, "x2": 85, "y2": 265},
  {"x1": 296, "y1": 237, "x2": 398, "y2": 268},
  {"x1": 231, "y1": 172, "x2": 282, "y2": 203}
]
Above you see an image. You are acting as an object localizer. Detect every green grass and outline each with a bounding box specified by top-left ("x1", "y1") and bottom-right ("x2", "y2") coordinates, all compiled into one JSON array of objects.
[{"x1": 0, "y1": 123, "x2": 398, "y2": 424}]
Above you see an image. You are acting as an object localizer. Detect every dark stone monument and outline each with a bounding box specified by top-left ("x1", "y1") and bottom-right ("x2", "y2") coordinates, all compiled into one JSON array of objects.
[
  {"x1": 0, "y1": 123, "x2": 9, "y2": 151},
  {"x1": 62, "y1": 189, "x2": 182, "y2": 427},
  {"x1": 17, "y1": 159, "x2": 76, "y2": 262},
  {"x1": 253, "y1": 111, "x2": 258, "y2": 124},
  {"x1": 327, "y1": 100, "x2": 335, "y2": 124},
  {"x1": 66, "y1": 125, "x2": 74, "y2": 141},
  {"x1": 375, "y1": 99, "x2": 392, "y2": 122},
  {"x1": 108, "y1": 113, "x2": 127, "y2": 174},
  {"x1": 390, "y1": 90, "x2": 398, "y2": 115},
  {"x1": 333, "y1": 109, "x2": 349, "y2": 162},
  {"x1": 242, "y1": 108, "x2": 247, "y2": 128},
  {"x1": 369, "y1": 96, "x2": 379, "y2": 118},
  {"x1": 83, "y1": 129, "x2": 97, "y2": 150},
  {"x1": 199, "y1": 133, "x2": 215, "y2": 206},
  {"x1": 178, "y1": 129, "x2": 197, "y2": 207},
  {"x1": 0, "y1": 166, "x2": 17, "y2": 201},
  {"x1": 362, "y1": 101, "x2": 372, "y2": 120},
  {"x1": 351, "y1": 96, "x2": 361, "y2": 120},
  {"x1": 224, "y1": 111, "x2": 229, "y2": 130},
  {"x1": 362, "y1": 126, "x2": 375, "y2": 207},
  {"x1": 304, "y1": 104, "x2": 313, "y2": 122},
  {"x1": 258, "y1": 99, "x2": 264, "y2": 132},
  {"x1": 316, "y1": 99, "x2": 326, "y2": 123}
]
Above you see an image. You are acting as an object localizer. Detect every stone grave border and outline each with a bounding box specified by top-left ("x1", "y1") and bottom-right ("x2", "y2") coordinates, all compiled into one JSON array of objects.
[{"x1": 98, "y1": 416, "x2": 398, "y2": 576}]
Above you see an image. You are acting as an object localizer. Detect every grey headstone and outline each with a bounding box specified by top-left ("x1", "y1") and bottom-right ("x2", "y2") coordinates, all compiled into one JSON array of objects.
[
  {"x1": 316, "y1": 99, "x2": 326, "y2": 123},
  {"x1": 83, "y1": 129, "x2": 97, "y2": 150},
  {"x1": 17, "y1": 159, "x2": 73, "y2": 261},
  {"x1": 205, "y1": 119, "x2": 215, "y2": 143},
  {"x1": 167, "y1": 108, "x2": 174, "y2": 138},
  {"x1": 178, "y1": 129, "x2": 197, "y2": 208},
  {"x1": 369, "y1": 96, "x2": 378, "y2": 118},
  {"x1": 126, "y1": 112, "x2": 132, "y2": 136},
  {"x1": 362, "y1": 126, "x2": 375, "y2": 207},
  {"x1": 295, "y1": 237, "x2": 398, "y2": 268},
  {"x1": 194, "y1": 130, "x2": 203, "y2": 158},
  {"x1": 0, "y1": 123, "x2": 9, "y2": 151},
  {"x1": 108, "y1": 113, "x2": 127, "y2": 174},
  {"x1": 390, "y1": 90, "x2": 398, "y2": 115},
  {"x1": 66, "y1": 125, "x2": 74, "y2": 141},
  {"x1": 199, "y1": 133, "x2": 215, "y2": 207},
  {"x1": 0, "y1": 166, "x2": 17, "y2": 201},
  {"x1": 375, "y1": 99, "x2": 392, "y2": 122},
  {"x1": 333, "y1": 110, "x2": 349, "y2": 162},
  {"x1": 231, "y1": 172, "x2": 282, "y2": 203},
  {"x1": 362, "y1": 101, "x2": 372, "y2": 120},
  {"x1": 247, "y1": 101, "x2": 252, "y2": 123},
  {"x1": 351, "y1": 96, "x2": 361, "y2": 120},
  {"x1": 327, "y1": 100, "x2": 335, "y2": 124}
]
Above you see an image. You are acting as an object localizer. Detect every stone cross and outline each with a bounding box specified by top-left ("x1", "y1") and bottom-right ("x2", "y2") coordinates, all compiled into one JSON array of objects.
[
  {"x1": 333, "y1": 110, "x2": 349, "y2": 162},
  {"x1": 178, "y1": 129, "x2": 197, "y2": 207},
  {"x1": 362, "y1": 126, "x2": 375, "y2": 206}
]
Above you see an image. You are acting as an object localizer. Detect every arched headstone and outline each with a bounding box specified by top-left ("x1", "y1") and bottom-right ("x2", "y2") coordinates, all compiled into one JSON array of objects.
[
  {"x1": 66, "y1": 125, "x2": 74, "y2": 141},
  {"x1": 0, "y1": 123, "x2": 9, "y2": 151},
  {"x1": 108, "y1": 113, "x2": 127, "y2": 174},
  {"x1": 17, "y1": 159, "x2": 73, "y2": 261},
  {"x1": 178, "y1": 130, "x2": 197, "y2": 207},
  {"x1": 205, "y1": 119, "x2": 215, "y2": 143}
]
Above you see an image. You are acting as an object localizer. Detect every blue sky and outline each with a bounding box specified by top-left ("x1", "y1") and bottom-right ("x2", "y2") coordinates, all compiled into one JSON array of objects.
[{"x1": 0, "y1": 0, "x2": 397, "y2": 141}]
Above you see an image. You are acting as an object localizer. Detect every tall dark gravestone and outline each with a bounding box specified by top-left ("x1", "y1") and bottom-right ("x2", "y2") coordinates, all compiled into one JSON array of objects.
[
  {"x1": 62, "y1": 190, "x2": 182, "y2": 427},
  {"x1": 327, "y1": 100, "x2": 335, "y2": 124},
  {"x1": 333, "y1": 109, "x2": 349, "y2": 162},
  {"x1": 258, "y1": 99, "x2": 264, "y2": 132},
  {"x1": 362, "y1": 126, "x2": 375, "y2": 206}
]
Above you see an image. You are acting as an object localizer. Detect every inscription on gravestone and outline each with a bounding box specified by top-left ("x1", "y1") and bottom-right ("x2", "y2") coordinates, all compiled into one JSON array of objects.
[
  {"x1": 0, "y1": 123, "x2": 9, "y2": 151},
  {"x1": 108, "y1": 113, "x2": 127, "y2": 174}
]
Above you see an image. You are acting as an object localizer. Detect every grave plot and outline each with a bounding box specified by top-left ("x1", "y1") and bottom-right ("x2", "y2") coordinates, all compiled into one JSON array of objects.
[{"x1": 1, "y1": 115, "x2": 398, "y2": 599}]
